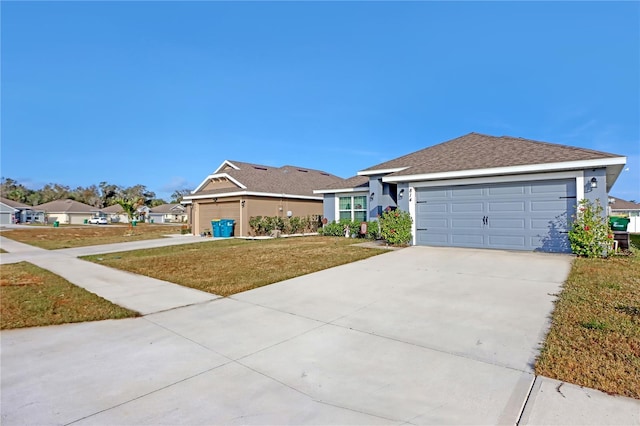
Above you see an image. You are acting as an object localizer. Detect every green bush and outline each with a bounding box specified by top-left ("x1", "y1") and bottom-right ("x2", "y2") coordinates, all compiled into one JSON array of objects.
[
  {"x1": 568, "y1": 199, "x2": 613, "y2": 258},
  {"x1": 379, "y1": 209, "x2": 412, "y2": 245},
  {"x1": 249, "y1": 215, "x2": 321, "y2": 236}
]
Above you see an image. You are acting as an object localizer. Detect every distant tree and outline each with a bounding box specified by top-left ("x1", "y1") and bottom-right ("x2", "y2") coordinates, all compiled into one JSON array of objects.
[
  {"x1": 170, "y1": 189, "x2": 192, "y2": 203},
  {"x1": 99, "y1": 181, "x2": 120, "y2": 207},
  {"x1": 120, "y1": 185, "x2": 156, "y2": 206},
  {"x1": 70, "y1": 185, "x2": 101, "y2": 206},
  {"x1": 40, "y1": 183, "x2": 71, "y2": 203},
  {"x1": 0, "y1": 177, "x2": 31, "y2": 202},
  {"x1": 148, "y1": 198, "x2": 167, "y2": 207}
]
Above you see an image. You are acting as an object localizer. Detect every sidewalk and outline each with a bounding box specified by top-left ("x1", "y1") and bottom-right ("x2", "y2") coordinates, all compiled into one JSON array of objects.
[{"x1": 0, "y1": 236, "x2": 220, "y2": 314}]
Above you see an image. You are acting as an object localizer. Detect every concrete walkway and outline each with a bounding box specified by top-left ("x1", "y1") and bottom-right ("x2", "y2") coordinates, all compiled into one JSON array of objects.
[
  {"x1": 0, "y1": 235, "x2": 220, "y2": 314},
  {"x1": 1, "y1": 238, "x2": 639, "y2": 425}
]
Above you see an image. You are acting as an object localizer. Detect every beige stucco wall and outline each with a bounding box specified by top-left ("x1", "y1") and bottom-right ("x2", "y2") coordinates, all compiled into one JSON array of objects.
[{"x1": 191, "y1": 196, "x2": 323, "y2": 237}]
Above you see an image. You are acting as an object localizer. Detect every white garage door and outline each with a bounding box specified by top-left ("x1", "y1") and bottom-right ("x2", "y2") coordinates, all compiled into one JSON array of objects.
[{"x1": 415, "y1": 179, "x2": 576, "y2": 252}]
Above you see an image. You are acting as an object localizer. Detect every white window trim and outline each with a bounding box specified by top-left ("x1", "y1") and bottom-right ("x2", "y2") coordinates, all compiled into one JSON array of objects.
[{"x1": 335, "y1": 192, "x2": 368, "y2": 222}]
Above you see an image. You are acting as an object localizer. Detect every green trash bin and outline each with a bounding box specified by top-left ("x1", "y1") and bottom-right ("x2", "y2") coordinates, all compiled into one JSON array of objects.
[
  {"x1": 150, "y1": 219, "x2": 154, "y2": 224},
  {"x1": 84, "y1": 219, "x2": 88, "y2": 224},
  {"x1": 53, "y1": 221, "x2": 59, "y2": 228},
  {"x1": 211, "y1": 220, "x2": 221, "y2": 237},
  {"x1": 132, "y1": 220, "x2": 137, "y2": 227},
  {"x1": 609, "y1": 217, "x2": 630, "y2": 232}
]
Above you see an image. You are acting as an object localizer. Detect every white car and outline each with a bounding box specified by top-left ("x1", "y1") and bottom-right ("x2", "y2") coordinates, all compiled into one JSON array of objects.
[{"x1": 89, "y1": 217, "x2": 108, "y2": 225}]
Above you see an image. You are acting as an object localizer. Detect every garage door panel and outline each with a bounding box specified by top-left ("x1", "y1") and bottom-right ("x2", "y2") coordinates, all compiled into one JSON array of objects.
[
  {"x1": 451, "y1": 218, "x2": 482, "y2": 229},
  {"x1": 488, "y1": 234, "x2": 526, "y2": 248},
  {"x1": 451, "y1": 187, "x2": 483, "y2": 198},
  {"x1": 487, "y1": 185, "x2": 526, "y2": 196},
  {"x1": 415, "y1": 179, "x2": 574, "y2": 252},
  {"x1": 451, "y1": 202, "x2": 483, "y2": 213},
  {"x1": 488, "y1": 201, "x2": 525, "y2": 213},
  {"x1": 487, "y1": 218, "x2": 526, "y2": 229}
]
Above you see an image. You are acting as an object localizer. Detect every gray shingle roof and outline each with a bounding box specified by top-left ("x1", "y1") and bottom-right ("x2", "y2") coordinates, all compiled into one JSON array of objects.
[
  {"x1": 192, "y1": 160, "x2": 344, "y2": 197},
  {"x1": 0, "y1": 197, "x2": 31, "y2": 209},
  {"x1": 149, "y1": 203, "x2": 184, "y2": 214},
  {"x1": 36, "y1": 199, "x2": 95, "y2": 213},
  {"x1": 315, "y1": 175, "x2": 370, "y2": 191},
  {"x1": 362, "y1": 132, "x2": 623, "y2": 176},
  {"x1": 610, "y1": 197, "x2": 640, "y2": 211}
]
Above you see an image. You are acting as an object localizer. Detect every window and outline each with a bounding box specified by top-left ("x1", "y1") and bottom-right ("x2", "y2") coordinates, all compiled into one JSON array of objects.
[{"x1": 338, "y1": 195, "x2": 367, "y2": 222}]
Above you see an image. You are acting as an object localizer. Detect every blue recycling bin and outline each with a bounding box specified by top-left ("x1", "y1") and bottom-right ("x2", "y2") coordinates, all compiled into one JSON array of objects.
[
  {"x1": 220, "y1": 219, "x2": 235, "y2": 237},
  {"x1": 211, "y1": 220, "x2": 221, "y2": 237}
]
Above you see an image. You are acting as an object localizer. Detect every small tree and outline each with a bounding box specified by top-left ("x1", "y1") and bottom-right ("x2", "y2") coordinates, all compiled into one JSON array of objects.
[
  {"x1": 568, "y1": 199, "x2": 613, "y2": 258},
  {"x1": 115, "y1": 198, "x2": 144, "y2": 223}
]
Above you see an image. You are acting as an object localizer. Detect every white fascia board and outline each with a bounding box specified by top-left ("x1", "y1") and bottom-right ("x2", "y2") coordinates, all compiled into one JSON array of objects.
[
  {"x1": 410, "y1": 170, "x2": 584, "y2": 189},
  {"x1": 357, "y1": 167, "x2": 408, "y2": 176},
  {"x1": 191, "y1": 173, "x2": 247, "y2": 193},
  {"x1": 213, "y1": 160, "x2": 240, "y2": 174},
  {"x1": 383, "y1": 157, "x2": 627, "y2": 183},
  {"x1": 314, "y1": 187, "x2": 367, "y2": 194},
  {"x1": 184, "y1": 191, "x2": 322, "y2": 201}
]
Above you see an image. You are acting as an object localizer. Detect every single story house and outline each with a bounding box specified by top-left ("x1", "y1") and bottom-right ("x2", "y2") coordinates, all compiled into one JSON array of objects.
[
  {"x1": 102, "y1": 204, "x2": 129, "y2": 223},
  {"x1": 315, "y1": 132, "x2": 626, "y2": 253},
  {"x1": 183, "y1": 160, "x2": 343, "y2": 236},
  {"x1": 36, "y1": 199, "x2": 96, "y2": 225},
  {"x1": 609, "y1": 196, "x2": 640, "y2": 233},
  {"x1": 148, "y1": 203, "x2": 188, "y2": 224},
  {"x1": 0, "y1": 197, "x2": 45, "y2": 224}
]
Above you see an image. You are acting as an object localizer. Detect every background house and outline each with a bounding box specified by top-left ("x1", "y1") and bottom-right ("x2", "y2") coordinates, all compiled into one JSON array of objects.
[
  {"x1": 37, "y1": 199, "x2": 96, "y2": 225},
  {"x1": 183, "y1": 160, "x2": 343, "y2": 236},
  {"x1": 0, "y1": 197, "x2": 45, "y2": 224},
  {"x1": 148, "y1": 203, "x2": 188, "y2": 224},
  {"x1": 609, "y1": 196, "x2": 640, "y2": 233},
  {"x1": 102, "y1": 204, "x2": 129, "y2": 223},
  {"x1": 315, "y1": 132, "x2": 626, "y2": 253}
]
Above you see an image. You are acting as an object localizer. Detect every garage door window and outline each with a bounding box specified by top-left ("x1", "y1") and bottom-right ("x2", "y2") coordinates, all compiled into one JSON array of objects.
[{"x1": 339, "y1": 195, "x2": 367, "y2": 222}]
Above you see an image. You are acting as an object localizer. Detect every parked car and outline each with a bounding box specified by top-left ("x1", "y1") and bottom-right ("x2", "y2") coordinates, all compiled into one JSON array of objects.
[{"x1": 89, "y1": 217, "x2": 108, "y2": 225}]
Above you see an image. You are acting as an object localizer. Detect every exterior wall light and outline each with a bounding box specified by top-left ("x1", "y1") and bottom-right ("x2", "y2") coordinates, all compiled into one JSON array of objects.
[
  {"x1": 590, "y1": 177, "x2": 598, "y2": 189},
  {"x1": 370, "y1": 193, "x2": 375, "y2": 201},
  {"x1": 399, "y1": 189, "x2": 405, "y2": 198}
]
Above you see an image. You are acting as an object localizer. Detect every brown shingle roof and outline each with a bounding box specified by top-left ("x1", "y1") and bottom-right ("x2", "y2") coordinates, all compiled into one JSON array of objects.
[
  {"x1": 192, "y1": 160, "x2": 344, "y2": 197},
  {"x1": 610, "y1": 197, "x2": 640, "y2": 211},
  {"x1": 362, "y1": 132, "x2": 623, "y2": 176},
  {"x1": 36, "y1": 199, "x2": 95, "y2": 213},
  {"x1": 102, "y1": 204, "x2": 124, "y2": 214}
]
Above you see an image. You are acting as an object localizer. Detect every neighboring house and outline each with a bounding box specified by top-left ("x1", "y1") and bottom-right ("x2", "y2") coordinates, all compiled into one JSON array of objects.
[
  {"x1": 315, "y1": 132, "x2": 626, "y2": 253},
  {"x1": 0, "y1": 197, "x2": 45, "y2": 224},
  {"x1": 148, "y1": 203, "x2": 188, "y2": 224},
  {"x1": 36, "y1": 199, "x2": 96, "y2": 225},
  {"x1": 102, "y1": 204, "x2": 129, "y2": 223},
  {"x1": 183, "y1": 160, "x2": 343, "y2": 236},
  {"x1": 609, "y1": 196, "x2": 640, "y2": 233},
  {"x1": 136, "y1": 205, "x2": 151, "y2": 222}
]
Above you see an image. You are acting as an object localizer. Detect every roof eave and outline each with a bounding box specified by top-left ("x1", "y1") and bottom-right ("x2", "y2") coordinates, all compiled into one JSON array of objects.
[
  {"x1": 382, "y1": 157, "x2": 628, "y2": 184},
  {"x1": 357, "y1": 167, "x2": 408, "y2": 176},
  {"x1": 184, "y1": 191, "x2": 322, "y2": 201},
  {"x1": 191, "y1": 172, "x2": 247, "y2": 193}
]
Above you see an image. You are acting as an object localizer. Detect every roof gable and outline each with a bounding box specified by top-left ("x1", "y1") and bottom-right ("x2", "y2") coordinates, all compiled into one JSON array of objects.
[
  {"x1": 188, "y1": 160, "x2": 343, "y2": 199},
  {"x1": 610, "y1": 197, "x2": 640, "y2": 211}
]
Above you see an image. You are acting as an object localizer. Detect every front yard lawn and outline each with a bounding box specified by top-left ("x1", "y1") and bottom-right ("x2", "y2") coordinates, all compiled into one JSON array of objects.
[
  {"x1": 0, "y1": 223, "x2": 183, "y2": 249},
  {"x1": 1, "y1": 262, "x2": 139, "y2": 329},
  {"x1": 536, "y1": 246, "x2": 640, "y2": 399},
  {"x1": 82, "y1": 236, "x2": 384, "y2": 296}
]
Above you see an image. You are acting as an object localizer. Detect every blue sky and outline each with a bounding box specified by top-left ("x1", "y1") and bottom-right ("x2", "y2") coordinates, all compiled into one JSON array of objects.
[{"x1": 2, "y1": 1, "x2": 639, "y2": 201}]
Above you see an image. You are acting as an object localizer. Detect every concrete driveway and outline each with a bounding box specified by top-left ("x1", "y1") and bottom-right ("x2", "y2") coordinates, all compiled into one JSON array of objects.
[{"x1": 2, "y1": 246, "x2": 638, "y2": 424}]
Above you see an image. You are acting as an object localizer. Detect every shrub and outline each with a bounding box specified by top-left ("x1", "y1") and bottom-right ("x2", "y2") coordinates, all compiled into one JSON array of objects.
[
  {"x1": 249, "y1": 215, "x2": 322, "y2": 236},
  {"x1": 379, "y1": 210, "x2": 412, "y2": 245},
  {"x1": 568, "y1": 199, "x2": 613, "y2": 258}
]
